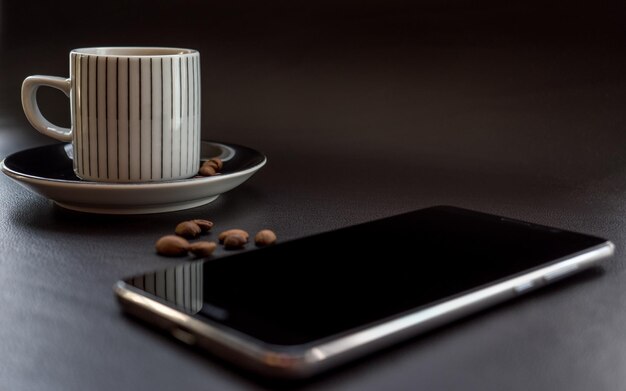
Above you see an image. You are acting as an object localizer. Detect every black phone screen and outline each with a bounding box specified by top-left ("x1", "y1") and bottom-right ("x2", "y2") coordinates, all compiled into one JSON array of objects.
[{"x1": 124, "y1": 206, "x2": 606, "y2": 346}]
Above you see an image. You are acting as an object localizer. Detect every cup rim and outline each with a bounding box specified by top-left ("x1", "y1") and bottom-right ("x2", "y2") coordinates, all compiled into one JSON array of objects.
[{"x1": 71, "y1": 47, "x2": 198, "y2": 57}]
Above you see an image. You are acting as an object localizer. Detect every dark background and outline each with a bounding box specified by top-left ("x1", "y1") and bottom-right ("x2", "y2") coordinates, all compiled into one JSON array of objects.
[
  {"x1": 1, "y1": 1, "x2": 626, "y2": 390},
  {"x1": 3, "y1": 0, "x2": 626, "y2": 177}
]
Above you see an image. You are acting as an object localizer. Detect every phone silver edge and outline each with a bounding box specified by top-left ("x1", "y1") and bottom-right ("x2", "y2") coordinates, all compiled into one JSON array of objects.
[{"x1": 114, "y1": 241, "x2": 614, "y2": 379}]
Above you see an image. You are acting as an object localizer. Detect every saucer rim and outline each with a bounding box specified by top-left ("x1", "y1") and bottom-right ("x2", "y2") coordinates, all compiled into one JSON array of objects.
[{"x1": 0, "y1": 141, "x2": 267, "y2": 190}]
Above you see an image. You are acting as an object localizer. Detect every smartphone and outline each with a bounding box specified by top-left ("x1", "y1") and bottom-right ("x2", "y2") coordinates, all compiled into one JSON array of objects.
[{"x1": 114, "y1": 206, "x2": 614, "y2": 379}]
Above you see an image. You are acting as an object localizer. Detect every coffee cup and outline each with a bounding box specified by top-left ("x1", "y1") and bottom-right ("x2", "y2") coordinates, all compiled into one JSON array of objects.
[{"x1": 22, "y1": 47, "x2": 201, "y2": 182}]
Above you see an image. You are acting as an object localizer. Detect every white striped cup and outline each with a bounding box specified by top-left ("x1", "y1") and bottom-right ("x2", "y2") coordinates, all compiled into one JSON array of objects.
[{"x1": 22, "y1": 47, "x2": 201, "y2": 182}]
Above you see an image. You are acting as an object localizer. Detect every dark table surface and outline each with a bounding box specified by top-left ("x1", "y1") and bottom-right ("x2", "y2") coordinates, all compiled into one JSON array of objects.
[{"x1": 2, "y1": 1, "x2": 626, "y2": 390}]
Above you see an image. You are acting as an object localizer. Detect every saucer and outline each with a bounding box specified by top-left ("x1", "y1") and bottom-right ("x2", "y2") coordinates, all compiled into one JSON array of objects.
[{"x1": 0, "y1": 141, "x2": 266, "y2": 214}]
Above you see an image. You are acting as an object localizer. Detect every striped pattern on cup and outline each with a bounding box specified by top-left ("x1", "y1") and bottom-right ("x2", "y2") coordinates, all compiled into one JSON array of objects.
[
  {"x1": 132, "y1": 261, "x2": 204, "y2": 314},
  {"x1": 69, "y1": 50, "x2": 200, "y2": 182}
]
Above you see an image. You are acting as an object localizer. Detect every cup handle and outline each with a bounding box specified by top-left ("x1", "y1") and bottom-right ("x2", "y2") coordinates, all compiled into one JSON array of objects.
[{"x1": 21, "y1": 75, "x2": 72, "y2": 142}]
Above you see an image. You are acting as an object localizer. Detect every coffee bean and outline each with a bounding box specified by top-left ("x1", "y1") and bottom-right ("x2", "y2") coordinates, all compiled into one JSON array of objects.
[
  {"x1": 197, "y1": 157, "x2": 224, "y2": 177},
  {"x1": 208, "y1": 157, "x2": 223, "y2": 170},
  {"x1": 218, "y1": 229, "x2": 249, "y2": 243},
  {"x1": 192, "y1": 219, "x2": 214, "y2": 233},
  {"x1": 156, "y1": 235, "x2": 190, "y2": 256},
  {"x1": 175, "y1": 221, "x2": 202, "y2": 238},
  {"x1": 255, "y1": 229, "x2": 277, "y2": 246},
  {"x1": 224, "y1": 234, "x2": 247, "y2": 249},
  {"x1": 188, "y1": 241, "x2": 217, "y2": 257},
  {"x1": 198, "y1": 164, "x2": 217, "y2": 176},
  {"x1": 204, "y1": 160, "x2": 219, "y2": 170}
]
